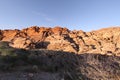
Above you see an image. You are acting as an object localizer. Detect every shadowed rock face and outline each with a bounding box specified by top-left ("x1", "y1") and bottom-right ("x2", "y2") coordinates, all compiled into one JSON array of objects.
[{"x1": 1, "y1": 26, "x2": 120, "y2": 56}]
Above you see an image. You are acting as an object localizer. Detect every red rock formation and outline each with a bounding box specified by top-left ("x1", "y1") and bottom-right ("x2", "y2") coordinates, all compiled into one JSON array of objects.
[
  {"x1": 52, "y1": 26, "x2": 69, "y2": 35},
  {"x1": 1, "y1": 30, "x2": 19, "y2": 41},
  {"x1": 1, "y1": 26, "x2": 120, "y2": 56}
]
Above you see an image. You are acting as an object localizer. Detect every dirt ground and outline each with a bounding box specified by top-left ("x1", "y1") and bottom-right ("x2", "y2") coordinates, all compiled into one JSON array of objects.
[{"x1": 0, "y1": 72, "x2": 62, "y2": 80}]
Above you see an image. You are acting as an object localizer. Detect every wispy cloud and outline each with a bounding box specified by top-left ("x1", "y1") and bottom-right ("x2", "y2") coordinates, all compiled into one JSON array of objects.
[
  {"x1": 32, "y1": 11, "x2": 46, "y2": 17},
  {"x1": 32, "y1": 11, "x2": 54, "y2": 22},
  {"x1": 0, "y1": 25, "x2": 19, "y2": 30},
  {"x1": 45, "y1": 17, "x2": 54, "y2": 22}
]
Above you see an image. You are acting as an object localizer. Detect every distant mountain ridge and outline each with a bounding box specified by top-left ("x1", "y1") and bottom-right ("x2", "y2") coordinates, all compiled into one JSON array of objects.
[{"x1": 0, "y1": 26, "x2": 120, "y2": 56}]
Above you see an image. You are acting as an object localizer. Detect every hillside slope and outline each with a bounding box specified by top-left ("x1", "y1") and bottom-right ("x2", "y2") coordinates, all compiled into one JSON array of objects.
[{"x1": 0, "y1": 42, "x2": 119, "y2": 80}]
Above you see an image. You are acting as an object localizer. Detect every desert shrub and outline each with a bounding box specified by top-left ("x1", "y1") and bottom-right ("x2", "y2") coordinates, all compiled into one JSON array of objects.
[
  {"x1": 0, "y1": 48, "x2": 119, "y2": 80},
  {"x1": 0, "y1": 48, "x2": 16, "y2": 56},
  {"x1": 23, "y1": 65, "x2": 39, "y2": 73},
  {"x1": 27, "y1": 54, "x2": 40, "y2": 65},
  {"x1": 0, "y1": 41, "x2": 17, "y2": 56},
  {"x1": 15, "y1": 49, "x2": 29, "y2": 61},
  {"x1": 0, "y1": 47, "x2": 29, "y2": 71},
  {"x1": 0, "y1": 41, "x2": 10, "y2": 49},
  {"x1": 0, "y1": 63, "x2": 12, "y2": 71},
  {"x1": 75, "y1": 53, "x2": 120, "y2": 80},
  {"x1": 0, "y1": 56, "x2": 18, "y2": 71}
]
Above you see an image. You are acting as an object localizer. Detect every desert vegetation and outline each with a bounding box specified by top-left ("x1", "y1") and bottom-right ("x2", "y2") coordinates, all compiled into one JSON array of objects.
[{"x1": 0, "y1": 41, "x2": 119, "y2": 80}]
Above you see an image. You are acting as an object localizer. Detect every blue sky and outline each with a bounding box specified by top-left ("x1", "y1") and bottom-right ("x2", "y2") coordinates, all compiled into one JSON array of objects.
[{"x1": 0, "y1": 0, "x2": 120, "y2": 31}]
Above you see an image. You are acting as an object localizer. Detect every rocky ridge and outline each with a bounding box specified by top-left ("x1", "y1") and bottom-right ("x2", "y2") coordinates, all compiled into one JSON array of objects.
[{"x1": 0, "y1": 26, "x2": 120, "y2": 56}]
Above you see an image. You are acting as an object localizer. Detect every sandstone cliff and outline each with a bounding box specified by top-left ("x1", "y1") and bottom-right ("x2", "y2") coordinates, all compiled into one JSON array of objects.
[{"x1": 1, "y1": 26, "x2": 120, "y2": 56}]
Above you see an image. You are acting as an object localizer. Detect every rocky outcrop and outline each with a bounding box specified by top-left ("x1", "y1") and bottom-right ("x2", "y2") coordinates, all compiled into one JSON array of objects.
[
  {"x1": 1, "y1": 30, "x2": 19, "y2": 41},
  {"x1": 0, "y1": 26, "x2": 120, "y2": 56},
  {"x1": 10, "y1": 37, "x2": 34, "y2": 49}
]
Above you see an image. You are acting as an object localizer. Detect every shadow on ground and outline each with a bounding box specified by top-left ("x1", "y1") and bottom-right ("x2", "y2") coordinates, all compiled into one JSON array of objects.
[{"x1": 0, "y1": 41, "x2": 119, "y2": 80}]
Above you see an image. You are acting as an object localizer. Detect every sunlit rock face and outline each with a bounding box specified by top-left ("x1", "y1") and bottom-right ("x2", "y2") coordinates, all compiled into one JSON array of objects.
[{"x1": 1, "y1": 26, "x2": 120, "y2": 56}]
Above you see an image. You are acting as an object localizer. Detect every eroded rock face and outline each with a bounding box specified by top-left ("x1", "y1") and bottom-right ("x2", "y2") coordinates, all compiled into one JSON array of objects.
[
  {"x1": 45, "y1": 34, "x2": 78, "y2": 53},
  {"x1": 1, "y1": 26, "x2": 120, "y2": 56},
  {"x1": 10, "y1": 36, "x2": 35, "y2": 49},
  {"x1": 1, "y1": 30, "x2": 19, "y2": 41}
]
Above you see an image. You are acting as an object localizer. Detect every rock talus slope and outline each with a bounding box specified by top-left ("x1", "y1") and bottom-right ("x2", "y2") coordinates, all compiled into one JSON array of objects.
[{"x1": 1, "y1": 26, "x2": 120, "y2": 56}]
